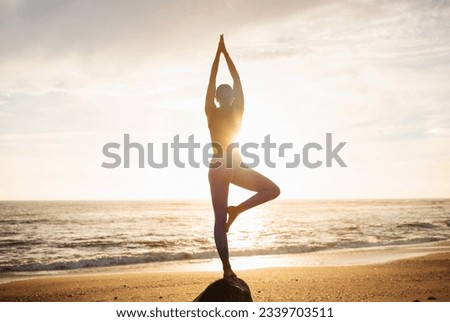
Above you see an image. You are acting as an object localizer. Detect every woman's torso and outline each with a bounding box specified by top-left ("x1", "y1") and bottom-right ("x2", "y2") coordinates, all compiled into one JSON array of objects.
[
  {"x1": 207, "y1": 105, "x2": 242, "y2": 153},
  {"x1": 207, "y1": 105, "x2": 243, "y2": 169}
]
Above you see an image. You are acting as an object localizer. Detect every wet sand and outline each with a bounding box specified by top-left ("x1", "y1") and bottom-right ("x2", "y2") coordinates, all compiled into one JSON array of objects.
[{"x1": 1, "y1": 252, "x2": 449, "y2": 302}]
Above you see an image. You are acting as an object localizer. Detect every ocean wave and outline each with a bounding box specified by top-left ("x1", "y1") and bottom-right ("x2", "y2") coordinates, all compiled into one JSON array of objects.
[
  {"x1": 51, "y1": 239, "x2": 204, "y2": 249},
  {"x1": 385, "y1": 237, "x2": 446, "y2": 246},
  {"x1": 0, "y1": 250, "x2": 216, "y2": 272},
  {"x1": 4, "y1": 237, "x2": 449, "y2": 273},
  {"x1": 0, "y1": 245, "x2": 333, "y2": 272},
  {"x1": 396, "y1": 222, "x2": 439, "y2": 229},
  {"x1": 0, "y1": 218, "x2": 52, "y2": 225},
  {"x1": 1, "y1": 246, "x2": 322, "y2": 272},
  {"x1": 0, "y1": 239, "x2": 43, "y2": 247}
]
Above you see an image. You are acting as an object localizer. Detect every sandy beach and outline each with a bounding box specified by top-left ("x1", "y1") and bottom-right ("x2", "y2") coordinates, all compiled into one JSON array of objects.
[{"x1": 1, "y1": 252, "x2": 449, "y2": 302}]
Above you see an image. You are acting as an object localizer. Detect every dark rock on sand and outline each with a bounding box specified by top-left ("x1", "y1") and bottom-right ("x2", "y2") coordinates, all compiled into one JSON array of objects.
[{"x1": 194, "y1": 277, "x2": 253, "y2": 302}]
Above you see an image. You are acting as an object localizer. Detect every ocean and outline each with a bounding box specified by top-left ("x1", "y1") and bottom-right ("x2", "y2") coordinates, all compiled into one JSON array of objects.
[{"x1": 0, "y1": 199, "x2": 449, "y2": 273}]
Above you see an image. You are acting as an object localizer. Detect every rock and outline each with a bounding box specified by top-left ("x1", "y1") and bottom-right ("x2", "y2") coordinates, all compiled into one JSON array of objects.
[
  {"x1": 194, "y1": 277, "x2": 253, "y2": 302},
  {"x1": 427, "y1": 296, "x2": 438, "y2": 300}
]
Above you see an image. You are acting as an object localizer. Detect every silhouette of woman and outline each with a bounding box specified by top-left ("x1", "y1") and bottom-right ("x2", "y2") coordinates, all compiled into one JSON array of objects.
[{"x1": 205, "y1": 34, "x2": 280, "y2": 278}]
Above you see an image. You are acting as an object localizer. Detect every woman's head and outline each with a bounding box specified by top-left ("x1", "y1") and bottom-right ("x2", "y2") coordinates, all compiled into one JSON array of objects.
[{"x1": 215, "y1": 84, "x2": 234, "y2": 107}]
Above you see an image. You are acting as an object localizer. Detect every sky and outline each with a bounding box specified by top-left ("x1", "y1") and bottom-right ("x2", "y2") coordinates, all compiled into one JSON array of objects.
[{"x1": 0, "y1": 0, "x2": 449, "y2": 200}]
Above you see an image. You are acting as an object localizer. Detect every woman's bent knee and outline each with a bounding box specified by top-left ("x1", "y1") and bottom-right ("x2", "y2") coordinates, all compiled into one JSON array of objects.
[{"x1": 269, "y1": 183, "x2": 280, "y2": 200}]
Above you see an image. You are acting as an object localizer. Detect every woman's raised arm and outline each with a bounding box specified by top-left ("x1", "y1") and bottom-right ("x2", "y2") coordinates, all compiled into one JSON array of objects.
[
  {"x1": 222, "y1": 36, "x2": 244, "y2": 110},
  {"x1": 205, "y1": 35, "x2": 224, "y2": 116}
]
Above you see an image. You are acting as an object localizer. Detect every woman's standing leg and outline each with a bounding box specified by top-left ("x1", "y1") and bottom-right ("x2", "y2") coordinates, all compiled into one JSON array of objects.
[{"x1": 209, "y1": 166, "x2": 236, "y2": 277}]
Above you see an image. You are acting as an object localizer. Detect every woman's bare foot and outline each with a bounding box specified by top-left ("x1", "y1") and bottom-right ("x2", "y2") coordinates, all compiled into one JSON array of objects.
[
  {"x1": 223, "y1": 267, "x2": 237, "y2": 279},
  {"x1": 225, "y1": 206, "x2": 240, "y2": 233}
]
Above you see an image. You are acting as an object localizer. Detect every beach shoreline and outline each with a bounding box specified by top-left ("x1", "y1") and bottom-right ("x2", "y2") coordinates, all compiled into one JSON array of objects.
[
  {"x1": 1, "y1": 250, "x2": 449, "y2": 302},
  {"x1": 2, "y1": 240, "x2": 449, "y2": 284}
]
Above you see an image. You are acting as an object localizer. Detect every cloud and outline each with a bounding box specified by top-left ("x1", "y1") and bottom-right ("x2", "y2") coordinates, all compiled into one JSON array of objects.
[{"x1": 0, "y1": 0, "x2": 337, "y2": 93}]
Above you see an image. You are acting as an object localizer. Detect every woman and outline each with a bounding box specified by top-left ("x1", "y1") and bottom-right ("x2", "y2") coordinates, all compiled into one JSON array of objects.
[{"x1": 205, "y1": 34, "x2": 280, "y2": 278}]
